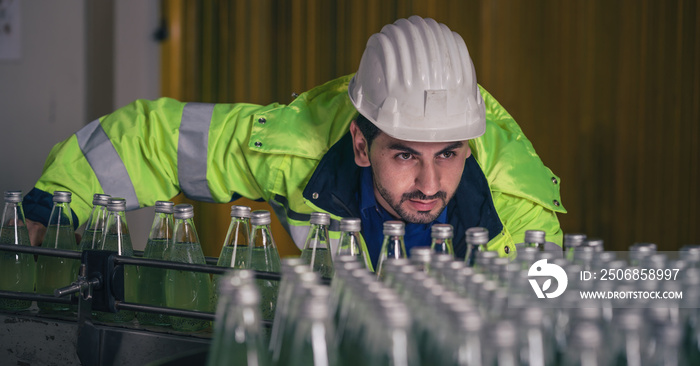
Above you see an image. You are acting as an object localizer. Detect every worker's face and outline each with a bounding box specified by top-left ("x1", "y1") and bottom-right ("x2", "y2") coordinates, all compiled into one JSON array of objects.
[{"x1": 350, "y1": 122, "x2": 471, "y2": 224}]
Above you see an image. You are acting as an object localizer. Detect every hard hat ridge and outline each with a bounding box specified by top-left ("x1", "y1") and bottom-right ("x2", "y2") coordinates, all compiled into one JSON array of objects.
[{"x1": 349, "y1": 16, "x2": 486, "y2": 142}]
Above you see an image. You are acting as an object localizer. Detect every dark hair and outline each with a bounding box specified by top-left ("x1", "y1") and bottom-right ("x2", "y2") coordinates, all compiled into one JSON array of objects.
[{"x1": 354, "y1": 113, "x2": 381, "y2": 148}]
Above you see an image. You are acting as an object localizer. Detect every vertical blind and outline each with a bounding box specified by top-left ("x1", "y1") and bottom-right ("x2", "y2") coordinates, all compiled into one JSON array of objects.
[{"x1": 161, "y1": 0, "x2": 699, "y2": 256}]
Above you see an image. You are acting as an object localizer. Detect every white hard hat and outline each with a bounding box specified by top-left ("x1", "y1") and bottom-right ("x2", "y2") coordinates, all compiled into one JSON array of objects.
[{"x1": 348, "y1": 16, "x2": 486, "y2": 142}]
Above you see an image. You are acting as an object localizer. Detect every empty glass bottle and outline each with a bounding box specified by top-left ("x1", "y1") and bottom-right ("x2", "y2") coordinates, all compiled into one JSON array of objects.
[
  {"x1": 464, "y1": 227, "x2": 488, "y2": 267},
  {"x1": 78, "y1": 194, "x2": 110, "y2": 251},
  {"x1": 207, "y1": 276, "x2": 271, "y2": 366},
  {"x1": 0, "y1": 190, "x2": 35, "y2": 310},
  {"x1": 248, "y1": 210, "x2": 282, "y2": 322},
  {"x1": 300, "y1": 212, "x2": 334, "y2": 278},
  {"x1": 285, "y1": 286, "x2": 338, "y2": 366},
  {"x1": 164, "y1": 203, "x2": 212, "y2": 331},
  {"x1": 563, "y1": 233, "x2": 586, "y2": 261},
  {"x1": 430, "y1": 223, "x2": 454, "y2": 256},
  {"x1": 376, "y1": 221, "x2": 407, "y2": 280},
  {"x1": 524, "y1": 230, "x2": 546, "y2": 251},
  {"x1": 94, "y1": 197, "x2": 136, "y2": 323},
  {"x1": 336, "y1": 218, "x2": 370, "y2": 269},
  {"x1": 36, "y1": 191, "x2": 80, "y2": 313},
  {"x1": 136, "y1": 200, "x2": 174, "y2": 326}
]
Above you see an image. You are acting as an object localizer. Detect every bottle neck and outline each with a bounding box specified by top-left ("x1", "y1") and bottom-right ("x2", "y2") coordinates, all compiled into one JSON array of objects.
[
  {"x1": 49, "y1": 202, "x2": 74, "y2": 227},
  {"x1": 173, "y1": 217, "x2": 200, "y2": 244},
  {"x1": 251, "y1": 223, "x2": 275, "y2": 249},
  {"x1": 148, "y1": 212, "x2": 173, "y2": 240}
]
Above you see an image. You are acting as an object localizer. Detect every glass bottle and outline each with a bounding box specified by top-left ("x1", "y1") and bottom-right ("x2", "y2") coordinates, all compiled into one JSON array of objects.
[
  {"x1": 36, "y1": 191, "x2": 80, "y2": 313},
  {"x1": 464, "y1": 227, "x2": 488, "y2": 267},
  {"x1": 365, "y1": 300, "x2": 420, "y2": 366},
  {"x1": 430, "y1": 223, "x2": 454, "y2": 256},
  {"x1": 286, "y1": 286, "x2": 339, "y2": 366},
  {"x1": 484, "y1": 320, "x2": 520, "y2": 366},
  {"x1": 336, "y1": 217, "x2": 370, "y2": 269},
  {"x1": 94, "y1": 197, "x2": 136, "y2": 323},
  {"x1": 78, "y1": 193, "x2": 110, "y2": 251},
  {"x1": 136, "y1": 200, "x2": 174, "y2": 327},
  {"x1": 164, "y1": 203, "x2": 212, "y2": 332},
  {"x1": 524, "y1": 230, "x2": 546, "y2": 251},
  {"x1": 0, "y1": 190, "x2": 35, "y2": 311},
  {"x1": 376, "y1": 220, "x2": 407, "y2": 280},
  {"x1": 248, "y1": 210, "x2": 282, "y2": 323},
  {"x1": 207, "y1": 278, "x2": 271, "y2": 366},
  {"x1": 410, "y1": 246, "x2": 432, "y2": 273},
  {"x1": 214, "y1": 205, "x2": 251, "y2": 305},
  {"x1": 300, "y1": 212, "x2": 334, "y2": 278},
  {"x1": 563, "y1": 233, "x2": 586, "y2": 261}
]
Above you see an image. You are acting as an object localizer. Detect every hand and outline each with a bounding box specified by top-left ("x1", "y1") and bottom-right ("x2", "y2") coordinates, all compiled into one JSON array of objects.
[
  {"x1": 26, "y1": 218, "x2": 82, "y2": 247},
  {"x1": 26, "y1": 218, "x2": 47, "y2": 247}
]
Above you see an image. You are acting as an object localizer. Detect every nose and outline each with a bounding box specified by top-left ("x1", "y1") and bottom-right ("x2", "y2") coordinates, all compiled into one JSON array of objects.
[{"x1": 415, "y1": 161, "x2": 440, "y2": 197}]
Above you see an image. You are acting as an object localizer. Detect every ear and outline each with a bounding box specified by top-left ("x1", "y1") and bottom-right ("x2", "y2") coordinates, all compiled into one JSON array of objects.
[{"x1": 349, "y1": 121, "x2": 371, "y2": 167}]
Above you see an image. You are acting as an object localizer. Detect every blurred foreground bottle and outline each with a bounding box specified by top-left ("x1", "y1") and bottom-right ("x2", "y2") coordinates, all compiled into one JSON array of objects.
[
  {"x1": 248, "y1": 210, "x2": 281, "y2": 322},
  {"x1": 376, "y1": 221, "x2": 407, "y2": 280},
  {"x1": 464, "y1": 227, "x2": 488, "y2": 267},
  {"x1": 283, "y1": 286, "x2": 338, "y2": 366},
  {"x1": 523, "y1": 230, "x2": 546, "y2": 251},
  {"x1": 78, "y1": 194, "x2": 110, "y2": 251},
  {"x1": 430, "y1": 223, "x2": 454, "y2": 256},
  {"x1": 36, "y1": 191, "x2": 80, "y2": 313},
  {"x1": 95, "y1": 198, "x2": 137, "y2": 323},
  {"x1": 214, "y1": 205, "x2": 251, "y2": 303},
  {"x1": 207, "y1": 271, "x2": 271, "y2": 366},
  {"x1": 136, "y1": 200, "x2": 174, "y2": 326},
  {"x1": 300, "y1": 212, "x2": 334, "y2": 277},
  {"x1": 336, "y1": 218, "x2": 370, "y2": 269},
  {"x1": 563, "y1": 233, "x2": 586, "y2": 261},
  {"x1": 0, "y1": 191, "x2": 35, "y2": 310},
  {"x1": 165, "y1": 203, "x2": 212, "y2": 331}
]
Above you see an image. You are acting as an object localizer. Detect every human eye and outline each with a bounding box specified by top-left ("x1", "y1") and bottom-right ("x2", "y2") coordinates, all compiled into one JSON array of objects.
[
  {"x1": 395, "y1": 152, "x2": 413, "y2": 160},
  {"x1": 438, "y1": 151, "x2": 456, "y2": 159}
]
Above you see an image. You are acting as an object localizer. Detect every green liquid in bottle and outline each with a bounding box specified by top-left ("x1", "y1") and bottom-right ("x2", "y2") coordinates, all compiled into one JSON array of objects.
[
  {"x1": 36, "y1": 226, "x2": 79, "y2": 313},
  {"x1": 78, "y1": 228, "x2": 102, "y2": 251},
  {"x1": 0, "y1": 226, "x2": 35, "y2": 310},
  {"x1": 250, "y1": 247, "x2": 280, "y2": 321},
  {"x1": 93, "y1": 233, "x2": 137, "y2": 323},
  {"x1": 165, "y1": 242, "x2": 212, "y2": 331},
  {"x1": 300, "y1": 247, "x2": 334, "y2": 278},
  {"x1": 136, "y1": 238, "x2": 170, "y2": 326}
]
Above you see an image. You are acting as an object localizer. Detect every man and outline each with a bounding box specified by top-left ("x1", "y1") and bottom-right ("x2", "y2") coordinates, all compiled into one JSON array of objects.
[{"x1": 23, "y1": 16, "x2": 565, "y2": 270}]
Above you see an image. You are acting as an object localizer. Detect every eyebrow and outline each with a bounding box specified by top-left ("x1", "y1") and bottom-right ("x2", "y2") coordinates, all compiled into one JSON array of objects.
[{"x1": 388, "y1": 141, "x2": 464, "y2": 157}]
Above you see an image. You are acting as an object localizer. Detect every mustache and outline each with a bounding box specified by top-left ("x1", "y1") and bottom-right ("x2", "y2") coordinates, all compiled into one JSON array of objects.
[{"x1": 400, "y1": 190, "x2": 447, "y2": 202}]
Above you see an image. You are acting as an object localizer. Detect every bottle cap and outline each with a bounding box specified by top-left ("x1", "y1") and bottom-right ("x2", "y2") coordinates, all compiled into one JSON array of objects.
[
  {"x1": 383, "y1": 220, "x2": 405, "y2": 236},
  {"x1": 310, "y1": 212, "x2": 330, "y2": 226},
  {"x1": 431, "y1": 223, "x2": 453, "y2": 239},
  {"x1": 250, "y1": 210, "x2": 271, "y2": 225},
  {"x1": 410, "y1": 246, "x2": 432, "y2": 263},
  {"x1": 524, "y1": 230, "x2": 546, "y2": 244},
  {"x1": 630, "y1": 242, "x2": 657, "y2": 252},
  {"x1": 53, "y1": 191, "x2": 72, "y2": 203},
  {"x1": 465, "y1": 227, "x2": 489, "y2": 245},
  {"x1": 569, "y1": 322, "x2": 602, "y2": 349},
  {"x1": 564, "y1": 233, "x2": 587, "y2": 248},
  {"x1": 339, "y1": 217, "x2": 361, "y2": 232},
  {"x1": 230, "y1": 205, "x2": 251, "y2": 218},
  {"x1": 154, "y1": 201, "x2": 174, "y2": 214},
  {"x1": 107, "y1": 197, "x2": 127, "y2": 211},
  {"x1": 173, "y1": 203, "x2": 194, "y2": 219},
  {"x1": 582, "y1": 238, "x2": 604, "y2": 252},
  {"x1": 490, "y1": 320, "x2": 517, "y2": 348},
  {"x1": 4, "y1": 190, "x2": 22, "y2": 203},
  {"x1": 92, "y1": 194, "x2": 111, "y2": 206}
]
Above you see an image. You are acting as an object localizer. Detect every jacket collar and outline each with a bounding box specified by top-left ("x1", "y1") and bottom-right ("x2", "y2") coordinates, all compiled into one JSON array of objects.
[{"x1": 303, "y1": 132, "x2": 503, "y2": 258}]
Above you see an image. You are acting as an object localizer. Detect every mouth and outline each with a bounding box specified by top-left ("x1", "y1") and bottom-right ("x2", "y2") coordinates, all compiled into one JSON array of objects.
[{"x1": 406, "y1": 199, "x2": 439, "y2": 212}]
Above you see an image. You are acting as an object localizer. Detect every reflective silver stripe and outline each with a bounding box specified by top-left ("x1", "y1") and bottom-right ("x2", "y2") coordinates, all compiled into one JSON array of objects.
[
  {"x1": 75, "y1": 119, "x2": 140, "y2": 210},
  {"x1": 178, "y1": 103, "x2": 215, "y2": 201}
]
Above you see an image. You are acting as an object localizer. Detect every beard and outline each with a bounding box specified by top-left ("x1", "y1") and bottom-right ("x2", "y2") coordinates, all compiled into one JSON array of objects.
[{"x1": 375, "y1": 178, "x2": 450, "y2": 224}]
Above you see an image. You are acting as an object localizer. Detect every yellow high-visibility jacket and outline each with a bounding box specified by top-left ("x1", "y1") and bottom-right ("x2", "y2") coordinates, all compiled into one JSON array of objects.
[{"x1": 24, "y1": 74, "x2": 566, "y2": 270}]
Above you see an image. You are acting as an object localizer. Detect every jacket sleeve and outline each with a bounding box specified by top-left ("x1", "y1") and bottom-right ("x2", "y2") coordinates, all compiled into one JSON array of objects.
[
  {"x1": 491, "y1": 191, "x2": 564, "y2": 247},
  {"x1": 25, "y1": 97, "x2": 276, "y2": 227}
]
